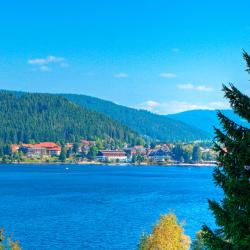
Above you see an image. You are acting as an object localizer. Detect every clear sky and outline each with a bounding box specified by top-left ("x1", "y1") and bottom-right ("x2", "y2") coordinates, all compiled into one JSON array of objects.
[{"x1": 0, "y1": 0, "x2": 250, "y2": 114}]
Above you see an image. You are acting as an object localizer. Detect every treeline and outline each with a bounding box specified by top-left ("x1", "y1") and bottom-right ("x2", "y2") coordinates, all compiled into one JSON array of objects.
[
  {"x1": 0, "y1": 92, "x2": 143, "y2": 146},
  {"x1": 171, "y1": 143, "x2": 216, "y2": 163},
  {"x1": 61, "y1": 93, "x2": 211, "y2": 142},
  {"x1": 4, "y1": 90, "x2": 212, "y2": 142}
]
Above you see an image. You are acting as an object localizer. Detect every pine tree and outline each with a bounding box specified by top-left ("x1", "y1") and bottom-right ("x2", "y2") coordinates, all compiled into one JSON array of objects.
[
  {"x1": 192, "y1": 145, "x2": 201, "y2": 163},
  {"x1": 59, "y1": 145, "x2": 66, "y2": 162},
  {"x1": 202, "y1": 51, "x2": 250, "y2": 249}
]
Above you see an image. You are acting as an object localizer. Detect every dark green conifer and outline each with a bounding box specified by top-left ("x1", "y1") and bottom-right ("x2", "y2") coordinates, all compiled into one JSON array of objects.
[{"x1": 202, "y1": 51, "x2": 250, "y2": 249}]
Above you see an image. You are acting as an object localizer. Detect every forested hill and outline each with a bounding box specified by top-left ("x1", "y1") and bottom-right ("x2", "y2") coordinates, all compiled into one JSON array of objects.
[
  {"x1": 61, "y1": 94, "x2": 211, "y2": 142},
  {"x1": 0, "y1": 92, "x2": 142, "y2": 145},
  {"x1": 167, "y1": 109, "x2": 249, "y2": 135}
]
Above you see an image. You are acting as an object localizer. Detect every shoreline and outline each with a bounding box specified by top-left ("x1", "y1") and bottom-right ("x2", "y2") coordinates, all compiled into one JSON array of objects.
[{"x1": 0, "y1": 161, "x2": 216, "y2": 167}]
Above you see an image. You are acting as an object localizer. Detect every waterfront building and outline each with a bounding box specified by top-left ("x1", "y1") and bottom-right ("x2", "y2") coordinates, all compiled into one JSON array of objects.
[
  {"x1": 97, "y1": 150, "x2": 127, "y2": 162},
  {"x1": 148, "y1": 149, "x2": 168, "y2": 163}
]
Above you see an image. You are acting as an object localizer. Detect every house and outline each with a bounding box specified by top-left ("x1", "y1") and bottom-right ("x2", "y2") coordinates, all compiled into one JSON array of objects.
[
  {"x1": 97, "y1": 150, "x2": 127, "y2": 162},
  {"x1": 26, "y1": 145, "x2": 47, "y2": 158},
  {"x1": 38, "y1": 142, "x2": 58, "y2": 149},
  {"x1": 81, "y1": 140, "x2": 90, "y2": 146},
  {"x1": 11, "y1": 144, "x2": 19, "y2": 153},
  {"x1": 133, "y1": 145, "x2": 147, "y2": 156},
  {"x1": 37, "y1": 142, "x2": 61, "y2": 156},
  {"x1": 148, "y1": 149, "x2": 168, "y2": 163},
  {"x1": 47, "y1": 146, "x2": 61, "y2": 156},
  {"x1": 66, "y1": 143, "x2": 73, "y2": 149},
  {"x1": 123, "y1": 148, "x2": 136, "y2": 160},
  {"x1": 22, "y1": 142, "x2": 61, "y2": 158}
]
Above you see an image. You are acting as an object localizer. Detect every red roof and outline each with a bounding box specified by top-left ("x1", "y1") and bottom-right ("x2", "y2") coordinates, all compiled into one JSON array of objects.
[
  {"x1": 81, "y1": 140, "x2": 90, "y2": 146},
  {"x1": 20, "y1": 142, "x2": 60, "y2": 149},
  {"x1": 37, "y1": 142, "x2": 58, "y2": 148},
  {"x1": 11, "y1": 144, "x2": 19, "y2": 152},
  {"x1": 21, "y1": 144, "x2": 33, "y2": 147},
  {"x1": 134, "y1": 145, "x2": 144, "y2": 149},
  {"x1": 98, "y1": 150, "x2": 126, "y2": 157},
  {"x1": 48, "y1": 147, "x2": 61, "y2": 151}
]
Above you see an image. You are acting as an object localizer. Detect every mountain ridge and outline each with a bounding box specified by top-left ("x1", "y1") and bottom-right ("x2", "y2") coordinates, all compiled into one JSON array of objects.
[
  {"x1": 167, "y1": 109, "x2": 248, "y2": 135},
  {"x1": 60, "y1": 93, "x2": 211, "y2": 141},
  {"x1": 1, "y1": 89, "x2": 215, "y2": 142},
  {"x1": 0, "y1": 91, "x2": 142, "y2": 145}
]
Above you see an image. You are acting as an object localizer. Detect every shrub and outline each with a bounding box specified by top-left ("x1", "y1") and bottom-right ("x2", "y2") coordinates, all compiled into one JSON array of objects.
[
  {"x1": 138, "y1": 213, "x2": 191, "y2": 250},
  {"x1": 0, "y1": 229, "x2": 21, "y2": 250}
]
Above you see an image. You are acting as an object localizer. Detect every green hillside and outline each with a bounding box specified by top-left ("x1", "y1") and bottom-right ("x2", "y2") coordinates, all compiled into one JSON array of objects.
[
  {"x1": 0, "y1": 91, "x2": 142, "y2": 145},
  {"x1": 61, "y1": 94, "x2": 211, "y2": 142}
]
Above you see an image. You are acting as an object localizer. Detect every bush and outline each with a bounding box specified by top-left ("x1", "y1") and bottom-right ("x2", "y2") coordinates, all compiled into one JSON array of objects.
[
  {"x1": 191, "y1": 231, "x2": 207, "y2": 250},
  {"x1": 0, "y1": 228, "x2": 21, "y2": 250},
  {"x1": 138, "y1": 213, "x2": 191, "y2": 250}
]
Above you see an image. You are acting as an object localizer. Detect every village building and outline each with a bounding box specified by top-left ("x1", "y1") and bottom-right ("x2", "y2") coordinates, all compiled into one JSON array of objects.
[
  {"x1": 133, "y1": 145, "x2": 147, "y2": 155},
  {"x1": 148, "y1": 149, "x2": 168, "y2": 163},
  {"x1": 26, "y1": 145, "x2": 47, "y2": 158},
  {"x1": 47, "y1": 146, "x2": 61, "y2": 156},
  {"x1": 81, "y1": 140, "x2": 90, "y2": 146},
  {"x1": 66, "y1": 143, "x2": 74, "y2": 150},
  {"x1": 97, "y1": 150, "x2": 127, "y2": 162},
  {"x1": 11, "y1": 144, "x2": 19, "y2": 153},
  {"x1": 20, "y1": 142, "x2": 61, "y2": 158},
  {"x1": 123, "y1": 148, "x2": 135, "y2": 160}
]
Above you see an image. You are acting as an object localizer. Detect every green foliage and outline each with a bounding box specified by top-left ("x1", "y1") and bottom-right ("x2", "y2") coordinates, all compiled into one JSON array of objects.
[
  {"x1": 95, "y1": 139, "x2": 104, "y2": 150},
  {"x1": 135, "y1": 154, "x2": 144, "y2": 165},
  {"x1": 138, "y1": 234, "x2": 148, "y2": 250},
  {"x1": 201, "y1": 52, "x2": 250, "y2": 249},
  {"x1": 192, "y1": 145, "x2": 201, "y2": 163},
  {"x1": 191, "y1": 231, "x2": 207, "y2": 250},
  {"x1": 87, "y1": 146, "x2": 98, "y2": 160},
  {"x1": 62, "y1": 93, "x2": 211, "y2": 142},
  {"x1": 0, "y1": 92, "x2": 142, "y2": 145},
  {"x1": 201, "y1": 151, "x2": 215, "y2": 161},
  {"x1": 171, "y1": 144, "x2": 194, "y2": 163},
  {"x1": 72, "y1": 143, "x2": 79, "y2": 154},
  {"x1": 150, "y1": 142, "x2": 156, "y2": 149},
  {"x1": 59, "y1": 145, "x2": 66, "y2": 162},
  {"x1": 171, "y1": 144, "x2": 185, "y2": 162}
]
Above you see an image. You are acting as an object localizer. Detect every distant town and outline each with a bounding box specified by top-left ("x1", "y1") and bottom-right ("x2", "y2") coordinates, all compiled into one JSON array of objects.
[{"x1": 1, "y1": 139, "x2": 217, "y2": 165}]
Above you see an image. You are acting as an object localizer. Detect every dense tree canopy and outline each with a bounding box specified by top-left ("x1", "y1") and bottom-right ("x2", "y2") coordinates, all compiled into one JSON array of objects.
[
  {"x1": 62, "y1": 93, "x2": 211, "y2": 142},
  {"x1": 0, "y1": 92, "x2": 142, "y2": 145}
]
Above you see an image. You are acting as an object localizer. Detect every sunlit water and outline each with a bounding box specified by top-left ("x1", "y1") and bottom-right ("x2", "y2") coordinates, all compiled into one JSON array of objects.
[{"x1": 0, "y1": 164, "x2": 221, "y2": 250}]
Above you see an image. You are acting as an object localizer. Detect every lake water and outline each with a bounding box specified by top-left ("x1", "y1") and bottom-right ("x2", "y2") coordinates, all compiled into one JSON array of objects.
[{"x1": 0, "y1": 164, "x2": 221, "y2": 250}]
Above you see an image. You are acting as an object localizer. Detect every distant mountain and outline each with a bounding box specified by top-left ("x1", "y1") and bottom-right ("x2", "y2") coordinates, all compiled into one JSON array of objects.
[
  {"x1": 61, "y1": 94, "x2": 211, "y2": 142},
  {"x1": 0, "y1": 91, "x2": 141, "y2": 145},
  {"x1": 167, "y1": 109, "x2": 249, "y2": 135}
]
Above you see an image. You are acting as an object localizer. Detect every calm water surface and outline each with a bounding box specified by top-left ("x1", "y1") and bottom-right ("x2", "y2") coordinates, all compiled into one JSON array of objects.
[{"x1": 0, "y1": 164, "x2": 221, "y2": 250}]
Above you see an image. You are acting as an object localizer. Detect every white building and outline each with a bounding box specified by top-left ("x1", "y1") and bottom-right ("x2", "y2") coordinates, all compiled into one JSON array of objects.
[
  {"x1": 97, "y1": 150, "x2": 127, "y2": 162},
  {"x1": 148, "y1": 149, "x2": 168, "y2": 162}
]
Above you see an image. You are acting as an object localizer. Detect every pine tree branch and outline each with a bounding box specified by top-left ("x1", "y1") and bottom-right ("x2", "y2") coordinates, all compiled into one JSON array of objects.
[
  {"x1": 222, "y1": 84, "x2": 250, "y2": 122},
  {"x1": 216, "y1": 111, "x2": 249, "y2": 141},
  {"x1": 201, "y1": 225, "x2": 232, "y2": 250},
  {"x1": 243, "y1": 50, "x2": 250, "y2": 74},
  {"x1": 208, "y1": 200, "x2": 230, "y2": 228}
]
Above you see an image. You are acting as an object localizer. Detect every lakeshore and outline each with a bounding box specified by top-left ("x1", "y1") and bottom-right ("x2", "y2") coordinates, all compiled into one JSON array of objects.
[{"x1": 0, "y1": 160, "x2": 217, "y2": 167}]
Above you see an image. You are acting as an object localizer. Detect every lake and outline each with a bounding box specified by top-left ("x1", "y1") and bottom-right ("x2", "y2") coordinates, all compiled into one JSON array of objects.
[{"x1": 0, "y1": 164, "x2": 221, "y2": 250}]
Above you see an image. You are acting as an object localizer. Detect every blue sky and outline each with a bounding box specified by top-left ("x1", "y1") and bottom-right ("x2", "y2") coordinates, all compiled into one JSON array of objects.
[{"x1": 0, "y1": 0, "x2": 250, "y2": 114}]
